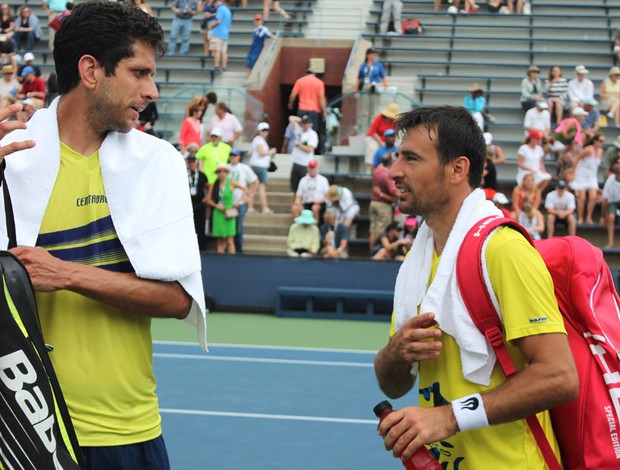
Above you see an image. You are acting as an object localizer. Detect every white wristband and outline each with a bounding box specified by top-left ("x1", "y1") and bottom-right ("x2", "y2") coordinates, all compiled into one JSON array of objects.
[{"x1": 451, "y1": 393, "x2": 489, "y2": 432}]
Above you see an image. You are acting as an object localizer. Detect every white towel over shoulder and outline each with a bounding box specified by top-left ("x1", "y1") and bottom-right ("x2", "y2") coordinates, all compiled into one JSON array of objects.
[{"x1": 393, "y1": 189, "x2": 502, "y2": 386}]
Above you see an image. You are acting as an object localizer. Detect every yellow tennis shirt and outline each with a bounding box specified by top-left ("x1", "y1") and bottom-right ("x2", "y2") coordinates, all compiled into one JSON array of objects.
[
  {"x1": 35, "y1": 143, "x2": 161, "y2": 446},
  {"x1": 390, "y1": 227, "x2": 565, "y2": 469}
]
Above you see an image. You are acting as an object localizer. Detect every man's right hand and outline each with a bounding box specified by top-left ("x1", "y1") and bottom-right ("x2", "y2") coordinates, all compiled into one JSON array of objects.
[{"x1": 0, "y1": 103, "x2": 36, "y2": 162}]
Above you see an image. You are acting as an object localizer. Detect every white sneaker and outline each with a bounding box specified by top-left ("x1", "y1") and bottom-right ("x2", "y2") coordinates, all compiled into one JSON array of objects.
[
  {"x1": 262, "y1": 208, "x2": 274, "y2": 214},
  {"x1": 247, "y1": 207, "x2": 257, "y2": 213},
  {"x1": 608, "y1": 112, "x2": 615, "y2": 118}
]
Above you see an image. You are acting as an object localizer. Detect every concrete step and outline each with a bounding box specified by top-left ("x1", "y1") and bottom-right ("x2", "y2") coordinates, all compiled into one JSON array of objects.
[{"x1": 243, "y1": 234, "x2": 288, "y2": 255}]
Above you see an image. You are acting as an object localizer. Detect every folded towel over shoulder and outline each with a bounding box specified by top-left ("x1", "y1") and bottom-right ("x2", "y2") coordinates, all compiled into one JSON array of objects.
[{"x1": 393, "y1": 189, "x2": 501, "y2": 386}]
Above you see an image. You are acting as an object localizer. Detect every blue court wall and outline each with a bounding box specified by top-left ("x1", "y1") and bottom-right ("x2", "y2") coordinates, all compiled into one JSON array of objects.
[{"x1": 200, "y1": 254, "x2": 400, "y2": 312}]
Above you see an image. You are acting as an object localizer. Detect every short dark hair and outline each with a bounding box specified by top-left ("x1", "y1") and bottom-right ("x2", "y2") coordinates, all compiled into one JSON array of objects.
[
  {"x1": 54, "y1": 1, "x2": 164, "y2": 95},
  {"x1": 395, "y1": 106, "x2": 486, "y2": 189}
]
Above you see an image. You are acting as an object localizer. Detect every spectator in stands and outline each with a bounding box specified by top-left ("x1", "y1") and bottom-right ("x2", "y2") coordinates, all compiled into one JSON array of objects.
[
  {"x1": 434, "y1": 0, "x2": 461, "y2": 12},
  {"x1": 185, "y1": 91, "x2": 217, "y2": 119},
  {"x1": 571, "y1": 132, "x2": 605, "y2": 224},
  {"x1": 286, "y1": 209, "x2": 320, "y2": 257},
  {"x1": 199, "y1": 0, "x2": 217, "y2": 56},
  {"x1": 209, "y1": 0, "x2": 231, "y2": 71},
  {"x1": 554, "y1": 106, "x2": 588, "y2": 148},
  {"x1": 138, "y1": 91, "x2": 159, "y2": 137},
  {"x1": 0, "y1": 63, "x2": 18, "y2": 97},
  {"x1": 370, "y1": 152, "x2": 399, "y2": 253},
  {"x1": 320, "y1": 209, "x2": 349, "y2": 258},
  {"x1": 365, "y1": 102, "x2": 399, "y2": 172},
  {"x1": 545, "y1": 65, "x2": 569, "y2": 124},
  {"x1": 186, "y1": 150, "x2": 209, "y2": 250},
  {"x1": 16, "y1": 65, "x2": 45, "y2": 105},
  {"x1": 463, "y1": 83, "x2": 486, "y2": 130},
  {"x1": 13, "y1": 6, "x2": 41, "y2": 53},
  {"x1": 520, "y1": 65, "x2": 544, "y2": 112},
  {"x1": 380, "y1": 0, "x2": 402, "y2": 35},
  {"x1": 481, "y1": 132, "x2": 504, "y2": 193},
  {"x1": 511, "y1": 173, "x2": 541, "y2": 216},
  {"x1": 127, "y1": 0, "x2": 154, "y2": 16},
  {"x1": 248, "y1": 121, "x2": 276, "y2": 214},
  {"x1": 614, "y1": 30, "x2": 620, "y2": 65},
  {"x1": 42, "y1": 0, "x2": 69, "y2": 50},
  {"x1": 179, "y1": 104, "x2": 203, "y2": 154},
  {"x1": 545, "y1": 180, "x2": 577, "y2": 237},
  {"x1": 600, "y1": 67, "x2": 620, "y2": 129},
  {"x1": 291, "y1": 159, "x2": 329, "y2": 221},
  {"x1": 371, "y1": 221, "x2": 410, "y2": 260},
  {"x1": 207, "y1": 102, "x2": 242, "y2": 146},
  {"x1": 0, "y1": 4, "x2": 14, "y2": 45},
  {"x1": 557, "y1": 140, "x2": 580, "y2": 182},
  {"x1": 568, "y1": 65, "x2": 594, "y2": 110},
  {"x1": 0, "y1": 32, "x2": 16, "y2": 71},
  {"x1": 581, "y1": 98, "x2": 600, "y2": 138},
  {"x1": 517, "y1": 130, "x2": 552, "y2": 192},
  {"x1": 523, "y1": 100, "x2": 551, "y2": 139},
  {"x1": 16, "y1": 52, "x2": 40, "y2": 84},
  {"x1": 263, "y1": 0, "x2": 290, "y2": 20},
  {"x1": 19, "y1": 96, "x2": 37, "y2": 122},
  {"x1": 167, "y1": 0, "x2": 198, "y2": 56},
  {"x1": 325, "y1": 184, "x2": 360, "y2": 228},
  {"x1": 492, "y1": 192, "x2": 511, "y2": 218},
  {"x1": 288, "y1": 114, "x2": 318, "y2": 192},
  {"x1": 288, "y1": 68, "x2": 326, "y2": 153},
  {"x1": 373, "y1": 128, "x2": 398, "y2": 168},
  {"x1": 602, "y1": 156, "x2": 620, "y2": 248},
  {"x1": 516, "y1": 195, "x2": 544, "y2": 240},
  {"x1": 356, "y1": 47, "x2": 389, "y2": 131},
  {"x1": 245, "y1": 14, "x2": 275, "y2": 76},
  {"x1": 228, "y1": 148, "x2": 257, "y2": 253},
  {"x1": 603, "y1": 135, "x2": 620, "y2": 175},
  {"x1": 206, "y1": 163, "x2": 243, "y2": 253},
  {"x1": 196, "y1": 127, "x2": 231, "y2": 183},
  {"x1": 281, "y1": 119, "x2": 296, "y2": 153}
]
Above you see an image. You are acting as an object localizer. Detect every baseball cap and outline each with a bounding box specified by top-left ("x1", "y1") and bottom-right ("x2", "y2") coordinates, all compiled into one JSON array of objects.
[
  {"x1": 575, "y1": 65, "x2": 589, "y2": 74},
  {"x1": 257, "y1": 122, "x2": 270, "y2": 131},
  {"x1": 20, "y1": 66, "x2": 34, "y2": 77},
  {"x1": 557, "y1": 180, "x2": 567, "y2": 189},
  {"x1": 383, "y1": 129, "x2": 395, "y2": 137},
  {"x1": 210, "y1": 127, "x2": 222, "y2": 137},
  {"x1": 583, "y1": 98, "x2": 598, "y2": 106},
  {"x1": 483, "y1": 132, "x2": 493, "y2": 146},
  {"x1": 300, "y1": 115, "x2": 311, "y2": 124},
  {"x1": 366, "y1": 47, "x2": 378, "y2": 55},
  {"x1": 254, "y1": 14, "x2": 263, "y2": 20},
  {"x1": 536, "y1": 101, "x2": 548, "y2": 109},
  {"x1": 23, "y1": 52, "x2": 34, "y2": 62},
  {"x1": 492, "y1": 193, "x2": 509, "y2": 205},
  {"x1": 307, "y1": 160, "x2": 318, "y2": 169},
  {"x1": 528, "y1": 130, "x2": 543, "y2": 140},
  {"x1": 230, "y1": 148, "x2": 241, "y2": 156},
  {"x1": 572, "y1": 107, "x2": 588, "y2": 116}
]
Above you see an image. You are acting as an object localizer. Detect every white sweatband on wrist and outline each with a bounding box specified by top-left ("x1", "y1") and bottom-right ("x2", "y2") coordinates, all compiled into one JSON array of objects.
[{"x1": 451, "y1": 393, "x2": 489, "y2": 432}]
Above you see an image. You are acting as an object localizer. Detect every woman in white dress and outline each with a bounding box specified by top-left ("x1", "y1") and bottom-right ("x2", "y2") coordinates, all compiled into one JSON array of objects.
[
  {"x1": 516, "y1": 130, "x2": 552, "y2": 192},
  {"x1": 571, "y1": 133, "x2": 605, "y2": 224}
]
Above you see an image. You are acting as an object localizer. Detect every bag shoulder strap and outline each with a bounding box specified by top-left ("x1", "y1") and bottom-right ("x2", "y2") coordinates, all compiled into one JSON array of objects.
[
  {"x1": 456, "y1": 215, "x2": 561, "y2": 470},
  {"x1": 0, "y1": 159, "x2": 16, "y2": 249}
]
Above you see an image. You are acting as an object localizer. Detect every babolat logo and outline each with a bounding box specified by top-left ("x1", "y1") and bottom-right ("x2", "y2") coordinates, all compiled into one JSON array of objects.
[
  {"x1": 460, "y1": 396, "x2": 480, "y2": 411},
  {"x1": 0, "y1": 349, "x2": 61, "y2": 468}
]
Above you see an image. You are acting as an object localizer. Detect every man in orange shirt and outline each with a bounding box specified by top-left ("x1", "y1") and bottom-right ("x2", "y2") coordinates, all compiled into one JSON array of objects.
[{"x1": 288, "y1": 68, "x2": 326, "y2": 153}]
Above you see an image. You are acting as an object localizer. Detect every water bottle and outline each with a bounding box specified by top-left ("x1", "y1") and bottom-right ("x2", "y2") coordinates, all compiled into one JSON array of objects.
[{"x1": 374, "y1": 400, "x2": 441, "y2": 470}]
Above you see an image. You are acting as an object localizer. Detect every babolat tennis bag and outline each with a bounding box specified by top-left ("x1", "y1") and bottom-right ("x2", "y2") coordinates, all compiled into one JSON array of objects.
[
  {"x1": 0, "y1": 160, "x2": 83, "y2": 469},
  {"x1": 457, "y1": 215, "x2": 620, "y2": 470}
]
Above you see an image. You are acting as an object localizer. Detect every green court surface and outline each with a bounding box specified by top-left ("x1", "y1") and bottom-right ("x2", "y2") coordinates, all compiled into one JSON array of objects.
[{"x1": 152, "y1": 312, "x2": 390, "y2": 351}]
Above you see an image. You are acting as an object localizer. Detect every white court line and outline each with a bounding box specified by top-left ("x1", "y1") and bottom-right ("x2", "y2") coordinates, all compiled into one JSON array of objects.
[
  {"x1": 153, "y1": 353, "x2": 373, "y2": 367},
  {"x1": 154, "y1": 340, "x2": 378, "y2": 355},
  {"x1": 160, "y1": 408, "x2": 376, "y2": 425}
]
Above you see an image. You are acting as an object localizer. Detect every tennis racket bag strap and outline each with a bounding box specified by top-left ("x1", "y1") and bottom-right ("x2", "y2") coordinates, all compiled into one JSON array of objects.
[
  {"x1": 0, "y1": 160, "x2": 84, "y2": 469},
  {"x1": 456, "y1": 215, "x2": 561, "y2": 470}
]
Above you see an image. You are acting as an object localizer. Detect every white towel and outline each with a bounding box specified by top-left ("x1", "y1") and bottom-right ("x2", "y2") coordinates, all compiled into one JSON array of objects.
[
  {"x1": 393, "y1": 189, "x2": 501, "y2": 386},
  {"x1": 0, "y1": 98, "x2": 207, "y2": 350}
]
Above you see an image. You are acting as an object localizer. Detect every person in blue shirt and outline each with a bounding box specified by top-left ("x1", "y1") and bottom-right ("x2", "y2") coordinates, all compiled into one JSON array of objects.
[
  {"x1": 464, "y1": 82, "x2": 486, "y2": 130},
  {"x1": 356, "y1": 47, "x2": 389, "y2": 131},
  {"x1": 245, "y1": 14, "x2": 275, "y2": 75},
  {"x1": 372, "y1": 129, "x2": 399, "y2": 168},
  {"x1": 208, "y1": 0, "x2": 231, "y2": 71},
  {"x1": 199, "y1": 0, "x2": 217, "y2": 56}
]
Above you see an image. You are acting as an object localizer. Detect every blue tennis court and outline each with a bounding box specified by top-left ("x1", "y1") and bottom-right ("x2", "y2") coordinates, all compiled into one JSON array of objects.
[{"x1": 154, "y1": 341, "x2": 415, "y2": 469}]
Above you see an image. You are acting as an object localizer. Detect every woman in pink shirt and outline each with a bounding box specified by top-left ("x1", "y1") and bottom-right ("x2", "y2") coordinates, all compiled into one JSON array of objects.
[{"x1": 179, "y1": 105, "x2": 202, "y2": 154}]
